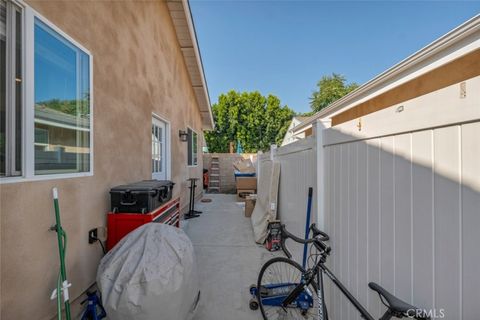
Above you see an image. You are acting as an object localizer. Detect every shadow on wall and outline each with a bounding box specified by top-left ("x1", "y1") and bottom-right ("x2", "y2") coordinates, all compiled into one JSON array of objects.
[{"x1": 322, "y1": 122, "x2": 480, "y2": 320}]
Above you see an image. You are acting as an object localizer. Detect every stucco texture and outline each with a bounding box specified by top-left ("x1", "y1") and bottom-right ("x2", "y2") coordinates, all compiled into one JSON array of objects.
[{"x1": 0, "y1": 1, "x2": 204, "y2": 319}]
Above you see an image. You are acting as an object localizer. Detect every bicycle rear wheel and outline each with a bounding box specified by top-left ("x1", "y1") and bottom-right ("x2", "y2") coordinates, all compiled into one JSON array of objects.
[{"x1": 257, "y1": 257, "x2": 319, "y2": 320}]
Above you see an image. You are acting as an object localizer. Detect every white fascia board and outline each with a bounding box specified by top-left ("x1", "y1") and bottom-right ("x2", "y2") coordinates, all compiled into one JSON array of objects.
[
  {"x1": 293, "y1": 123, "x2": 313, "y2": 135},
  {"x1": 182, "y1": 0, "x2": 214, "y2": 130}
]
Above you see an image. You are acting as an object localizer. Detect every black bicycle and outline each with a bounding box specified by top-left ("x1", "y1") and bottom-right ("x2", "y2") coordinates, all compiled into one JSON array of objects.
[{"x1": 253, "y1": 223, "x2": 430, "y2": 320}]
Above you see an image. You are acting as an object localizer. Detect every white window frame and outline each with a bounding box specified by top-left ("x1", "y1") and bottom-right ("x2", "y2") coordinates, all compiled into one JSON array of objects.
[
  {"x1": 187, "y1": 126, "x2": 198, "y2": 167},
  {"x1": 1, "y1": 0, "x2": 94, "y2": 184},
  {"x1": 151, "y1": 113, "x2": 171, "y2": 180},
  {"x1": 2, "y1": 0, "x2": 23, "y2": 177}
]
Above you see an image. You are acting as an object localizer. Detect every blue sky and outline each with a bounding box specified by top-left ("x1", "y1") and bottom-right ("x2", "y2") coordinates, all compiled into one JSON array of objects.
[{"x1": 190, "y1": 1, "x2": 480, "y2": 114}]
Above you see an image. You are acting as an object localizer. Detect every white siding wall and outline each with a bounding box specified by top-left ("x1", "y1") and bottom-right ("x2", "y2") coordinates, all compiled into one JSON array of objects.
[{"x1": 322, "y1": 77, "x2": 480, "y2": 319}]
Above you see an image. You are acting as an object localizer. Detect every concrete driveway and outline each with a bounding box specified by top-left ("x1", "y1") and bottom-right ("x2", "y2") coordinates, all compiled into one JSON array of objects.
[{"x1": 184, "y1": 194, "x2": 278, "y2": 320}]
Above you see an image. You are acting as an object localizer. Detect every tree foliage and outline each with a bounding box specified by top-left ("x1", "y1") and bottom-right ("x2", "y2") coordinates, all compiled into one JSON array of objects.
[
  {"x1": 205, "y1": 91, "x2": 294, "y2": 153},
  {"x1": 310, "y1": 73, "x2": 358, "y2": 112},
  {"x1": 35, "y1": 97, "x2": 90, "y2": 116}
]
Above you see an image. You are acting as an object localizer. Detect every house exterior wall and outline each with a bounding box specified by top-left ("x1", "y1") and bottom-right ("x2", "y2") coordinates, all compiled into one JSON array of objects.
[
  {"x1": 304, "y1": 127, "x2": 313, "y2": 137},
  {"x1": 282, "y1": 117, "x2": 312, "y2": 146},
  {"x1": 287, "y1": 126, "x2": 312, "y2": 145},
  {"x1": 331, "y1": 49, "x2": 480, "y2": 126},
  {"x1": 0, "y1": 1, "x2": 205, "y2": 319},
  {"x1": 321, "y1": 76, "x2": 480, "y2": 319},
  {"x1": 281, "y1": 118, "x2": 301, "y2": 146}
]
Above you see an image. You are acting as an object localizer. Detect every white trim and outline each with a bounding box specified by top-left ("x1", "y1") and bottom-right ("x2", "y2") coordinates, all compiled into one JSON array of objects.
[
  {"x1": 151, "y1": 119, "x2": 164, "y2": 179},
  {"x1": 323, "y1": 76, "x2": 480, "y2": 146},
  {"x1": 151, "y1": 113, "x2": 171, "y2": 180},
  {"x1": 293, "y1": 123, "x2": 313, "y2": 135},
  {"x1": 19, "y1": 1, "x2": 26, "y2": 177},
  {"x1": 0, "y1": 171, "x2": 93, "y2": 184},
  {"x1": 89, "y1": 47, "x2": 94, "y2": 177},
  {"x1": 152, "y1": 113, "x2": 171, "y2": 180},
  {"x1": 181, "y1": 0, "x2": 214, "y2": 129},
  {"x1": 1, "y1": 2, "x2": 94, "y2": 183},
  {"x1": 186, "y1": 126, "x2": 198, "y2": 167},
  {"x1": 4, "y1": 1, "x2": 23, "y2": 176},
  {"x1": 24, "y1": 1, "x2": 92, "y2": 56},
  {"x1": 23, "y1": 5, "x2": 34, "y2": 179}
]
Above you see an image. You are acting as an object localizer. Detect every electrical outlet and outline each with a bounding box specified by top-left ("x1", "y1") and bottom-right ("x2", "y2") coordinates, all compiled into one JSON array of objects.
[{"x1": 88, "y1": 228, "x2": 98, "y2": 244}]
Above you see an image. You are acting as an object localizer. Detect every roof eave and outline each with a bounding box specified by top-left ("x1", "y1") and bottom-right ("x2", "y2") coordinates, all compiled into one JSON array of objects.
[{"x1": 167, "y1": 0, "x2": 214, "y2": 130}]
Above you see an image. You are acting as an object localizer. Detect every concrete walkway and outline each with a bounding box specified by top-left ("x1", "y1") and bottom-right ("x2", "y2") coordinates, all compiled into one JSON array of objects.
[{"x1": 184, "y1": 194, "x2": 278, "y2": 320}]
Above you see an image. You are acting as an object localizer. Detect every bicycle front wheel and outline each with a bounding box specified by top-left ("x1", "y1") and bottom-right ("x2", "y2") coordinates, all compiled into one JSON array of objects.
[{"x1": 257, "y1": 257, "x2": 319, "y2": 320}]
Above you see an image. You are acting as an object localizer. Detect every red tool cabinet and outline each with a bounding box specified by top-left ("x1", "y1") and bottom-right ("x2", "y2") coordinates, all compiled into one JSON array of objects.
[{"x1": 107, "y1": 197, "x2": 180, "y2": 251}]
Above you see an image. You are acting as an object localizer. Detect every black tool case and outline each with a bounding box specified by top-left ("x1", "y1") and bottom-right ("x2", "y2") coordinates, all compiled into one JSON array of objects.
[{"x1": 110, "y1": 180, "x2": 175, "y2": 213}]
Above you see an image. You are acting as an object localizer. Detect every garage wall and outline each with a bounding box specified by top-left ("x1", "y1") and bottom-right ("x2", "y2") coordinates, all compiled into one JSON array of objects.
[{"x1": 322, "y1": 76, "x2": 480, "y2": 320}]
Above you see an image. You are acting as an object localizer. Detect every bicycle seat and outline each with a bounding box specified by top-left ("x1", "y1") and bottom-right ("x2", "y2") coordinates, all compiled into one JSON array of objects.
[{"x1": 368, "y1": 282, "x2": 429, "y2": 319}]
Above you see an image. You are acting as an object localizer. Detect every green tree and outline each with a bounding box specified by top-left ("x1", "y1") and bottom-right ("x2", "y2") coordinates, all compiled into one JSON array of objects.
[
  {"x1": 310, "y1": 73, "x2": 358, "y2": 112},
  {"x1": 35, "y1": 96, "x2": 90, "y2": 116},
  {"x1": 205, "y1": 91, "x2": 294, "y2": 153}
]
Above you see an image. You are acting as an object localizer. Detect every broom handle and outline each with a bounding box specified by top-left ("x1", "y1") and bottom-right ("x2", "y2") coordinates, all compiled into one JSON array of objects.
[{"x1": 302, "y1": 187, "x2": 313, "y2": 269}]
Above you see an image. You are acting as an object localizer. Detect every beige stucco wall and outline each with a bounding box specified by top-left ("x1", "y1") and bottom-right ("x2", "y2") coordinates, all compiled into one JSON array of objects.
[{"x1": 0, "y1": 1, "x2": 205, "y2": 319}]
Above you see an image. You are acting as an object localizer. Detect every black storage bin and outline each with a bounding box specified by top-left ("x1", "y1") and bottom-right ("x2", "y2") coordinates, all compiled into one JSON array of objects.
[{"x1": 110, "y1": 180, "x2": 175, "y2": 213}]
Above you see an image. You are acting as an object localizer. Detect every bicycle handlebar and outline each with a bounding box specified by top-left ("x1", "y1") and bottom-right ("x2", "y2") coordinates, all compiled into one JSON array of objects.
[
  {"x1": 280, "y1": 224, "x2": 331, "y2": 259},
  {"x1": 310, "y1": 223, "x2": 329, "y2": 241}
]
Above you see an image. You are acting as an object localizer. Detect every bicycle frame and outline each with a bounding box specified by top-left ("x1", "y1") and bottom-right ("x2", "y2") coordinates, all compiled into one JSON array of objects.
[
  {"x1": 316, "y1": 266, "x2": 326, "y2": 320},
  {"x1": 277, "y1": 223, "x2": 411, "y2": 320},
  {"x1": 280, "y1": 225, "x2": 374, "y2": 320},
  {"x1": 315, "y1": 262, "x2": 375, "y2": 320}
]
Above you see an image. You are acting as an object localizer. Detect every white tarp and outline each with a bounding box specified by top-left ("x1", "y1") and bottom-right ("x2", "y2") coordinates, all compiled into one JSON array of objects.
[
  {"x1": 251, "y1": 160, "x2": 280, "y2": 243},
  {"x1": 97, "y1": 223, "x2": 200, "y2": 320},
  {"x1": 233, "y1": 158, "x2": 256, "y2": 173}
]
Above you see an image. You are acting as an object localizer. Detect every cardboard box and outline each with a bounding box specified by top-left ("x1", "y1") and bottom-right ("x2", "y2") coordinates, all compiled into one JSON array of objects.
[
  {"x1": 244, "y1": 196, "x2": 256, "y2": 217},
  {"x1": 236, "y1": 177, "x2": 257, "y2": 190},
  {"x1": 237, "y1": 189, "x2": 255, "y2": 202},
  {"x1": 233, "y1": 158, "x2": 256, "y2": 173}
]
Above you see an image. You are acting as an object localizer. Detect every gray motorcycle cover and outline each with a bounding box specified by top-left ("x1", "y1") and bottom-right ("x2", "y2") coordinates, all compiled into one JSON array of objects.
[{"x1": 97, "y1": 223, "x2": 200, "y2": 320}]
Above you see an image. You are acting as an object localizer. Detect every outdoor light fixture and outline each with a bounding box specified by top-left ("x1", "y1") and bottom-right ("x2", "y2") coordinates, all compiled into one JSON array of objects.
[{"x1": 179, "y1": 130, "x2": 188, "y2": 142}]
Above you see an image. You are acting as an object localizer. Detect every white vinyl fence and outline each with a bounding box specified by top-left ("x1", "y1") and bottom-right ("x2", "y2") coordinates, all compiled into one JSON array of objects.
[
  {"x1": 257, "y1": 75, "x2": 480, "y2": 320},
  {"x1": 322, "y1": 120, "x2": 480, "y2": 320},
  {"x1": 257, "y1": 136, "x2": 317, "y2": 262}
]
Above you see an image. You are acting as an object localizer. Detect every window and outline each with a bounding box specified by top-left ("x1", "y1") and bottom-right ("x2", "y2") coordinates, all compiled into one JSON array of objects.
[
  {"x1": 1, "y1": 2, "x2": 93, "y2": 181},
  {"x1": 1, "y1": 0, "x2": 23, "y2": 177},
  {"x1": 152, "y1": 117, "x2": 167, "y2": 180},
  {"x1": 34, "y1": 18, "x2": 91, "y2": 174},
  {"x1": 187, "y1": 128, "x2": 197, "y2": 166}
]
